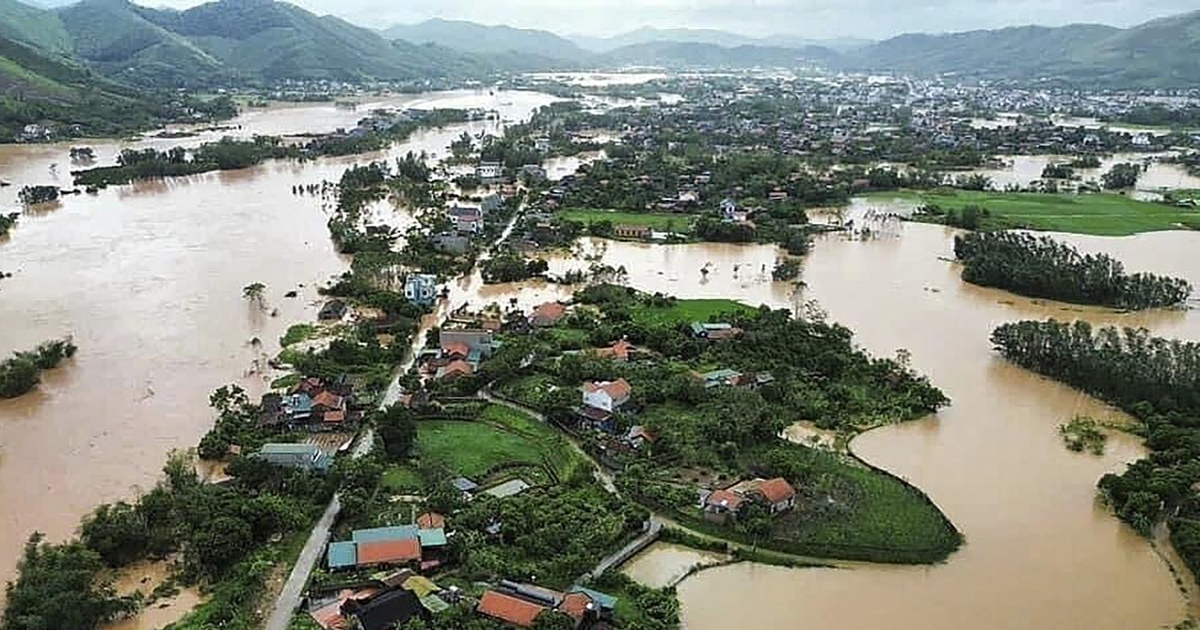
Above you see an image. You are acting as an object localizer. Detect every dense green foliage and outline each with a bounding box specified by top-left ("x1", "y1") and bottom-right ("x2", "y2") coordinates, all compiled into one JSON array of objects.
[
  {"x1": 17, "y1": 185, "x2": 57, "y2": 205},
  {"x1": 2, "y1": 534, "x2": 138, "y2": 630},
  {"x1": 0, "y1": 337, "x2": 77, "y2": 399},
  {"x1": 954, "y1": 231, "x2": 1192, "y2": 309},
  {"x1": 990, "y1": 320, "x2": 1200, "y2": 582},
  {"x1": 72, "y1": 137, "x2": 297, "y2": 187},
  {"x1": 480, "y1": 250, "x2": 549, "y2": 284},
  {"x1": 1059, "y1": 416, "x2": 1107, "y2": 455},
  {"x1": 1112, "y1": 105, "x2": 1200, "y2": 129},
  {"x1": 1101, "y1": 162, "x2": 1142, "y2": 190}
]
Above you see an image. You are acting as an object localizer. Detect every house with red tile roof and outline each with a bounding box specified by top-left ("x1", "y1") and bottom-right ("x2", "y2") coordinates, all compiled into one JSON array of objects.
[
  {"x1": 355, "y1": 539, "x2": 421, "y2": 567},
  {"x1": 476, "y1": 591, "x2": 545, "y2": 628},
  {"x1": 748, "y1": 477, "x2": 797, "y2": 515},
  {"x1": 581, "y1": 379, "x2": 632, "y2": 413},
  {"x1": 703, "y1": 489, "x2": 746, "y2": 525}
]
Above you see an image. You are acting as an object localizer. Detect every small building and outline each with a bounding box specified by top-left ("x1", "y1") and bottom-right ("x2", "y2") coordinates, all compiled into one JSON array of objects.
[
  {"x1": 416, "y1": 512, "x2": 445, "y2": 529},
  {"x1": 439, "y1": 328, "x2": 494, "y2": 358},
  {"x1": 342, "y1": 589, "x2": 429, "y2": 630},
  {"x1": 703, "y1": 488, "x2": 745, "y2": 525},
  {"x1": 614, "y1": 224, "x2": 651, "y2": 240},
  {"x1": 404, "y1": 274, "x2": 438, "y2": 306},
  {"x1": 699, "y1": 368, "x2": 742, "y2": 389},
  {"x1": 326, "y1": 541, "x2": 357, "y2": 570},
  {"x1": 319, "y1": 299, "x2": 348, "y2": 321},
  {"x1": 253, "y1": 443, "x2": 331, "y2": 472},
  {"x1": 476, "y1": 161, "x2": 504, "y2": 181},
  {"x1": 690, "y1": 321, "x2": 742, "y2": 341},
  {"x1": 449, "y1": 206, "x2": 485, "y2": 234},
  {"x1": 752, "y1": 477, "x2": 797, "y2": 515},
  {"x1": 594, "y1": 339, "x2": 635, "y2": 362},
  {"x1": 581, "y1": 379, "x2": 632, "y2": 413},
  {"x1": 529, "y1": 301, "x2": 568, "y2": 328},
  {"x1": 483, "y1": 478, "x2": 531, "y2": 499}
]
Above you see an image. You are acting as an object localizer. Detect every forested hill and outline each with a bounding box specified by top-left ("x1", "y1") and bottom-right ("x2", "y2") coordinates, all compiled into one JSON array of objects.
[{"x1": 843, "y1": 11, "x2": 1200, "y2": 87}]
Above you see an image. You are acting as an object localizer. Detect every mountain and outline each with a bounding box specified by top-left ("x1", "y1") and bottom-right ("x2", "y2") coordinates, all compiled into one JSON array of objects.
[
  {"x1": 56, "y1": 0, "x2": 231, "y2": 87},
  {"x1": 574, "y1": 27, "x2": 871, "y2": 54},
  {"x1": 844, "y1": 12, "x2": 1200, "y2": 86},
  {"x1": 383, "y1": 18, "x2": 587, "y2": 62},
  {"x1": 47, "y1": 0, "x2": 495, "y2": 87},
  {"x1": 0, "y1": 0, "x2": 71, "y2": 53},
  {"x1": 601, "y1": 41, "x2": 838, "y2": 68}
]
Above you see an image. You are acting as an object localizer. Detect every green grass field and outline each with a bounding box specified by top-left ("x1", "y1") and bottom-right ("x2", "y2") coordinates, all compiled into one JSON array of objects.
[
  {"x1": 630, "y1": 298, "x2": 756, "y2": 326},
  {"x1": 380, "y1": 465, "x2": 423, "y2": 493},
  {"x1": 416, "y1": 420, "x2": 545, "y2": 479},
  {"x1": 870, "y1": 189, "x2": 1200, "y2": 236},
  {"x1": 560, "y1": 208, "x2": 699, "y2": 231}
]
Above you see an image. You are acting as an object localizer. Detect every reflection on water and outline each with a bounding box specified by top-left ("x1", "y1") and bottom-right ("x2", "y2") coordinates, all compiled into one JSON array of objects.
[{"x1": 967, "y1": 153, "x2": 1200, "y2": 191}]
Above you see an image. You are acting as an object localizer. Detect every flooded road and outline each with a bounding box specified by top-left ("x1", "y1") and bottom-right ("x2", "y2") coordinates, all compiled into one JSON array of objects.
[
  {"x1": 0, "y1": 89, "x2": 558, "y2": 604},
  {"x1": 552, "y1": 230, "x2": 1192, "y2": 630}
]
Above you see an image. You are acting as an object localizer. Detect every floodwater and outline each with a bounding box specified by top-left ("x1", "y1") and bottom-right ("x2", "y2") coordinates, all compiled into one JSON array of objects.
[
  {"x1": 0, "y1": 88, "x2": 557, "y2": 610},
  {"x1": 561, "y1": 228, "x2": 1194, "y2": 630},
  {"x1": 3, "y1": 87, "x2": 1197, "y2": 630},
  {"x1": 969, "y1": 153, "x2": 1200, "y2": 191},
  {"x1": 620, "y1": 542, "x2": 729, "y2": 589}
]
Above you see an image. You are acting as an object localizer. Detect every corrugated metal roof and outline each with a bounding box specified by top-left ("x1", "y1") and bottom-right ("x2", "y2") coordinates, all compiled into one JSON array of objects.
[
  {"x1": 356, "y1": 539, "x2": 421, "y2": 565},
  {"x1": 417, "y1": 528, "x2": 448, "y2": 547},
  {"x1": 327, "y1": 541, "x2": 357, "y2": 569},
  {"x1": 352, "y1": 525, "x2": 419, "y2": 543}
]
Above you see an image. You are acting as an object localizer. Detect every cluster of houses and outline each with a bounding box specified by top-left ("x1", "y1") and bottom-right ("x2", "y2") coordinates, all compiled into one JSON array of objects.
[
  {"x1": 326, "y1": 516, "x2": 449, "y2": 574},
  {"x1": 260, "y1": 377, "x2": 356, "y2": 431},
  {"x1": 702, "y1": 477, "x2": 797, "y2": 525},
  {"x1": 423, "y1": 323, "x2": 497, "y2": 382}
]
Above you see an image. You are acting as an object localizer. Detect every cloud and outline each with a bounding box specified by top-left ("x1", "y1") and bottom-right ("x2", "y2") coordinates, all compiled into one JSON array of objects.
[{"x1": 142, "y1": 0, "x2": 1198, "y2": 39}]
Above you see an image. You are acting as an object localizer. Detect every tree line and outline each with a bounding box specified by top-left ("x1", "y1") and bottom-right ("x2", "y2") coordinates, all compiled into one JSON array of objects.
[
  {"x1": 990, "y1": 319, "x2": 1200, "y2": 581},
  {"x1": 954, "y1": 231, "x2": 1192, "y2": 309}
]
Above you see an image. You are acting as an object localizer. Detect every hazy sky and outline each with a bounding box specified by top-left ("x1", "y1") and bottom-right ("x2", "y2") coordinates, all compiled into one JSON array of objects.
[{"x1": 141, "y1": 0, "x2": 1198, "y2": 39}]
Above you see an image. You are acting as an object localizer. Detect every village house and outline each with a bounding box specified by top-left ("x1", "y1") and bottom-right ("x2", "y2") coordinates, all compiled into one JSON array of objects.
[
  {"x1": 261, "y1": 377, "x2": 354, "y2": 430},
  {"x1": 593, "y1": 339, "x2": 636, "y2": 362},
  {"x1": 529, "y1": 301, "x2": 568, "y2": 328},
  {"x1": 614, "y1": 224, "x2": 652, "y2": 240},
  {"x1": 690, "y1": 321, "x2": 742, "y2": 341},
  {"x1": 319, "y1": 299, "x2": 348, "y2": 321},
  {"x1": 476, "y1": 581, "x2": 615, "y2": 629},
  {"x1": 703, "y1": 477, "x2": 798, "y2": 524},
  {"x1": 404, "y1": 274, "x2": 438, "y2": 307},
  {"x1": 581, "y1": 378, "x2": 632, "y2": 414},
  {"x1": 253, "y1": 443, "x2": 331, "y2": 472},
  {"x1": 476, "y1": 161, "x2": 504, "y2": 182},
  {"x1": 327, "y1": 524, "x2": 449, "y2": 573},
  {"x1": 449, "y1": 206, "x2": 485, "y2": 234},
  {"x1": 702, "y1": 489, "x2": 745, "y2": 525}
]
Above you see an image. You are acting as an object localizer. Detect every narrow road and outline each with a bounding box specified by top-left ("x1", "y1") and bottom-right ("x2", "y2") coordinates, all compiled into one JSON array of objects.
[
  {"x1": 578, "y1": 517, "x2": 663, "y2": 584},
  {"x1": 263, "y1": 201, "x2": 528, "y2": 630}
]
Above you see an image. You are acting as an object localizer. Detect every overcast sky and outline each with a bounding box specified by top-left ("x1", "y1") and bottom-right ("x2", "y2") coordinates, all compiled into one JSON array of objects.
[{"x1": 140, "y1": 0, "x2": 1197, "y2": 39}]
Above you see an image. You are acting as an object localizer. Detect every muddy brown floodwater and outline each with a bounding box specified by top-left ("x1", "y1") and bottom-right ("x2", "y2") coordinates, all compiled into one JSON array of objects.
[
  {"x1": 1, "y1": 89, "x2": 1195, "y2": 630},
  {"x1": 0, "y1": 89, "x2": 558, "y2": 610},
  {"x1": 549, "y1": 231, "x2": 1194, "y2": 630}
]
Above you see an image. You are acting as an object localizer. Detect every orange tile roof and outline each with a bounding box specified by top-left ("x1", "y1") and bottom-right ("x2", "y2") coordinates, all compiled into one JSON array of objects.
[
  {"x1": 356, "y1": 539, "x2": 421, "y2": 566},
  {"x1": 603, "y1": 378, "x2": 632, "y2": 400},
  {"x1": 313, "y1": 391, "x2": 343, "y2": 409},
  {"x1": 442, "y1": 342, "x2": 470, "y2": 358},
  {"x1": 324, "y1": 410, "x2": 346, "y2": 424},
  {"x1": 705, "y1": 489, "x2": 745, "y2": 511},
  {"x1": 477, "y1": 591, "x2": 546, "y2": 628},
  {"x1": 757, "y1": 478, "x2": 796, "y2": 504},
  {"x1": 557, "y1": 592, "x2": 593, "y2": 621}
]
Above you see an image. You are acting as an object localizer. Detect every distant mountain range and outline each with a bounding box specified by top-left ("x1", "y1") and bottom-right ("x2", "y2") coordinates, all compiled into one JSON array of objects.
[
  {"x1": 1, "y1": 0, "x2": 1199, "y2": 106},
  {"x1": 381, "y1": 13, "x2": 1200, "y2": 87}
]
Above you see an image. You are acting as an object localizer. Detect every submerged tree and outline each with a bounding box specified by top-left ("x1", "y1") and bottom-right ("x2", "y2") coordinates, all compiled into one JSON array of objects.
[
  {"x1": 242, "y1": 282, "x2": 267, "y2": 310},
  {"x1": 955, "y1": 231, "x2": 1191, "y2": 309}
]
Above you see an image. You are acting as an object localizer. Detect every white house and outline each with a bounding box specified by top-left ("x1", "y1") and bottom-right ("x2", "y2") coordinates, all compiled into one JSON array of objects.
[
  {"x1": 404, "y1": 274, "x2": 438, "y2": 306},
  {"x1": 476, "y1": 161, "x2": 503, "y2": 180},
  {"x1": 581, "y1": 379, "x2": 632, "y2": 413}
]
